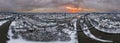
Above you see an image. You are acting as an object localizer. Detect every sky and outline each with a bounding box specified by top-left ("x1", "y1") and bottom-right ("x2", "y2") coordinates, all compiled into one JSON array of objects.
[{"x1": 0, "y1": 0, "x2": 120, "y2": 12}]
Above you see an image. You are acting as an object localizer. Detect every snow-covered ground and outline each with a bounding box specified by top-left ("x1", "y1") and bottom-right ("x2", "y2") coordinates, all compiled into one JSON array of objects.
[
  {"x1": 7, "y1": 14, "x2": 78, "y2": 43},
  {"x1": 0, "y1": 14, "x2": 13, "y2": 19},
  {"x1": 87, "y1": 14, "x2": 120, "y2": 33},
  {"x1": 82, "y1": 23, "x2": 112, "y2": 42},
  {"x1": 79, "y1": 16, "x2": 113, "y2": 43},
  {"x1": 5, "y1": 13, "x2": 120, "y2": 43},
  {"x1": 7, "y1": 21, "x2": 78, "y2": 43},
  {"x1": 0, "y1": 14, "x2": 13, "y2": 26},
  {"x1": 0, "y1": 20, "x2": 9, "y2": 26}
]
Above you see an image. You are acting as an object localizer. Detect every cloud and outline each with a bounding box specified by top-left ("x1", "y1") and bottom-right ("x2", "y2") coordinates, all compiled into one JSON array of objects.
[
  {"x1": 82, "y1": 0, "x2": 120, "y2": 11},
  {"x1": 0, "y1": 0, "x2": 120, "y2": 12}
]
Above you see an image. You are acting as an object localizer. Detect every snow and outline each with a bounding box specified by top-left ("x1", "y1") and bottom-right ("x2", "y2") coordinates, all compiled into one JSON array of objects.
[
  {"x1": 4, "y1": 13, "x2": 120, "y2": 43},
  {"x1": 6, "y1": 16, "x2": 12, "y2": 18},
  {"x1": 87, "y1": 14, "x2": 120, "y2": 33},
  {"x1": 84, "y1": 28, "x2": 112, "y2": 42},
  {"x1": 7, "y1": 19, "x2": 78, "y2": 43},
  {"x1": 78, "y1": 15, "x2": 113, "y2": 42},
  {"x1": 82, "y1": 23, "x2": 112, "y2": 42},
  {"x1": 0, "y1": 20, "x2": 8, "y2": 26},
  {"x1": 7, "y1": 35, "x2": 77, "y2": 43}
]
